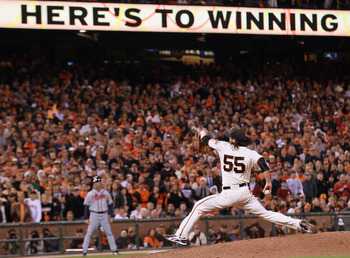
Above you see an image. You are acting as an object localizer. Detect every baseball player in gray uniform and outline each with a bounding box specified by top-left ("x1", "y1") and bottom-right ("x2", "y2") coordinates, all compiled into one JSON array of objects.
[
  {"x1": 167, "y1": 127, "x2": 316, "y2": 245},
  {"x1": 82, "y1": 176, "x2": 118, "y2": 256}
]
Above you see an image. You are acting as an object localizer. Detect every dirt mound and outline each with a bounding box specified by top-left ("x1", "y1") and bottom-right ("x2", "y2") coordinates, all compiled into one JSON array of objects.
[{"x1": 133, "y1": 231, "x2": 350, "y2": 258}]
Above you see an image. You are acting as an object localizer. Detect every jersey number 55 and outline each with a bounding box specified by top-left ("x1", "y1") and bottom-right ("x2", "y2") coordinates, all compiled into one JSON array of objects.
[{"x1": 223, "y1": 155, "x2": 246, "y2": 173}]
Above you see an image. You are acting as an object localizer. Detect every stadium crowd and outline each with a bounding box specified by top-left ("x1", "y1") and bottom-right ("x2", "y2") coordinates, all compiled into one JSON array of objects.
[{"x1": 0, "y1": 54, "x2": 349, "y2": 250}]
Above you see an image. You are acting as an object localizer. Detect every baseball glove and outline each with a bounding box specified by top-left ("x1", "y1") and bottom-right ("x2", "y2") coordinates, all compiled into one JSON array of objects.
[{"x1": 191, "y1": 127, "x2": 212, "y2": 154}]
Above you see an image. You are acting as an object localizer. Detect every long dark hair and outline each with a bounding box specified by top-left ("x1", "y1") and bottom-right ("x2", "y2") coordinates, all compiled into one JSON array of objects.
[{"x1": 229, "y1": 136, "x2": 253, "y2": 149}]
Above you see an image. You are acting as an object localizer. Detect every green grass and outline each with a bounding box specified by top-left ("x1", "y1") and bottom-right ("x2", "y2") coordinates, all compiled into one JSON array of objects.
[
  {"x1": 56, "y1": 253, "x2": 146, "y2": 258},
  {"x1": 288, "y1": 255, "x2": 350, "y2": 258}
]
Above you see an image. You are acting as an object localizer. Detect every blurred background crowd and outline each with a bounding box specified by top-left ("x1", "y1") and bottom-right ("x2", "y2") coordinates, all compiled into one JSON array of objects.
[{"x1": 0, "y1": 54, "x2": 349, "y2": 251}]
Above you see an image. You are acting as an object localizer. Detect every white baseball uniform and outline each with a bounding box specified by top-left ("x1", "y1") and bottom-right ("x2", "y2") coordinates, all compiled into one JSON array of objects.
[{"x1": 175, "y1": 139, "x2": 302, "y2": 239}]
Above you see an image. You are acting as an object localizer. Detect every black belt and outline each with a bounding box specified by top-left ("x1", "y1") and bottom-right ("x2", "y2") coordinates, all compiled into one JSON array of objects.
[
  {"x1": 223, "y1": 183, "x2": 248, "y2": 190},
  {"x1": 91, "y1": 211, "x2": 107, "y2": 214}
]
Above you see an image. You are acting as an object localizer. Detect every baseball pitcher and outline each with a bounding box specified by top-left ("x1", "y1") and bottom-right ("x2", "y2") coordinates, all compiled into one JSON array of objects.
[
  {"x1": 82, "y1": 176, "x2": 118, "y2": 256},
  {"x1": 167, "y1": 127, "x2": 316, "y2": 245}
]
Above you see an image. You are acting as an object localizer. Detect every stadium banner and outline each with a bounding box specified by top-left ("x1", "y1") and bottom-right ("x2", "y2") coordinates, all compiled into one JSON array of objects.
[{"x1": 1, "y1": 1, "x2": 350, "y2": 36}]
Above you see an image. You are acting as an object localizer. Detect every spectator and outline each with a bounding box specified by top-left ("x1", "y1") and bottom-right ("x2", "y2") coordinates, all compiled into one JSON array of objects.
[
  {"x1": 150, "y1": 174, "x2": 165, "y2": 194},
  {"x1": 126, "y1": 226, "x2": 143, "y2": 249},
  {"x1": 150, "y1": 209, "x2": 159, "y2": 218},
  {"x1": 144, "y1": 228, "x2": 162, "y2": 248},
  {"x1": 276, "y1": 180, "x2": 292, "y2": 200},
  {"x1": 4, "y1": 194, "x2": 17, "y2": 223},
  {"x1": 154, "y1": 224, "x2": 170, "y2": 247},
  {"x1": 315, "y1": 172, "x2": 329, "y2": 198},
  {"x1": 179, "y1": 202, "x2": 189, "y2": 217},
  {"x1": 134, "y1": 182, "x2": 150, "y2": 208},
  {"x1": 245, "y1": 222, "x2": 265, "y2": 239},
  {"x1": 305, "y1": 146, "x2": 321, "y2": 164},
  {"x1": 43, "y1": 187, "x2": 62, "y2": 221},
  {"x1": 114, "y1": 207, "x2": 129, "y2": 220},
  {"x1": 2, "y1": 229, "x2": 19, "y2": 255},
  {"x1": 297, "y1": 193, "x2": 308, "y2": 208},
  {"x1": 130, "y1": 202, "x2": 142, "y2": 219},
  {"x1": 302, "y1": 172, "x2": 318, "y2": 203},
  {"x1": 328, "y1": 188, "x2": 336, "y2": 199},
  {"x1": 64, "y1": 187, "x2": 84, "y2": 220},
  {"x1": 304, "y1": 203, "x2": 312, "y2": 213},
  {"x1": 296, "y1": 168, "x2": 306, "y2": 182},
  {"x1": 42, "y1": 228, "x2": 59, "y2": 252},
  {"x1": 41, "y1": 193, "x2": 53, "y2": 222},
  {"x1": 195, "y1": 178, "x2": 210, "y2": 200},
  {"x1": 140, "y1": 207, "x2": 150, "y2": 219},
  {"x1": 149, "y1": 185, "x2": 167, "y2": 209},
  {"x1": 287, "y1": 197, "x2": 297, "y2": 213},
  {"x1": 10, "y1": 192, "x2": 31, "y2": 222},
  {"x1": 266, "y1": 199, "x2": 278, "y2": 212},
  {"x1": 338, "y1": 218, "x2": 345, "y2": 231},
  {"x1": 210, "y1": 167, "x2": 222, "y2": 192},
  {"x1": 24, "y1": 190, "x2": 42, "y2": 222},
  {"x1": 189, "y1": 224, "x2": 207, "y2": 246},
  {"x1": 167, "y1": 181, "x2": 185, "y2": 209},
  {"x1": 110, "y1": 181, "x2": 124, "y2": 209},
  {"x1": 210, "y1": 185, "x2": 218, "y2": 195},
  {"x1": 271, "y1": 172, "x2": 282, "y2": 196},
  {"x1": 334, "y1": 173, "x2": 350, "y2": 199},
  {"x1": 215, "y1": 224, "x2": 232, "y2": 243},
  {"x1": 115, "y1": 229, "x2": 130, "y2": 249},
  {"x1": 180, "y1": 178, "x2": 196, "y2": 209},
  {"x1": 74, "y1": 142, "x2": 87, "y2": 161},
  {"x1": 25, "y1": 230, "x2": 44, "y2": 254},
  {"x1": 343, "y1": 200, "x2": 350, "y2": 211},
  {"x1": 228, "y1": 224, "x2": 248, "y2": 241},
  {"x1": 310, "y1": 198, "x2": 323, "y2": 212},
  {"x1": 286, "y1": 171, "x2": 304, "y2": 198},
  {"x1": 249, "y1": 173, "x2": 260, "y2": 197},
  {"x1": 69, "y1": 228, "x2": 84, "y2": 249},
  {"x1": 65, "y1": 211, "x2": 74, "y2": 221},
  {"x1": 188, "y1": 173, "x2": 199, "y2": 190}
]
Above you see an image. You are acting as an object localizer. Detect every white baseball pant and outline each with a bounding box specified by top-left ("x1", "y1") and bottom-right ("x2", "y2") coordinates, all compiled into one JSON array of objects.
[{"x1": 176, "y1": 185, "x2": 301, "y2": 239}]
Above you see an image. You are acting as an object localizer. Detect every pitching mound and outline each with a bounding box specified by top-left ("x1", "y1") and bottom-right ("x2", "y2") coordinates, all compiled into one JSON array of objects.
[{"x1": 135, "y1": 231, "x2": 350, "y2": 258}]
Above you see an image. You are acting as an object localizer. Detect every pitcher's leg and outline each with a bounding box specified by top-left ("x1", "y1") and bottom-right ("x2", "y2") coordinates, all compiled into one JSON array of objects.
[
  {"x1": 100, "y1": 214, "x2": 117, "y2": 251},
  {"x1": 176, "y1": 195, "x2": 220, "y2": 239},
  {"x1": 243, "y1": 195, "x2": 300, "y2": 230},
  {"x1": 82, "y1": 213, "x2": 100, "y2": 253}
]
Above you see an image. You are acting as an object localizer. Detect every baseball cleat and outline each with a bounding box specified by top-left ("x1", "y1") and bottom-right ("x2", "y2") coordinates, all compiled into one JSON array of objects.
[
  {"x1": 300, "y1": 219, "x2": 317, "y2": 234},
  {"x1": 112, "y1": 250, "x2": 119, "y2": 255},
  {"x1": 82, "y1": 252, "x2": 87, "y2": 256},
  {"x1": 166, "y1": 234, "x2": 188, "y2": 245}
]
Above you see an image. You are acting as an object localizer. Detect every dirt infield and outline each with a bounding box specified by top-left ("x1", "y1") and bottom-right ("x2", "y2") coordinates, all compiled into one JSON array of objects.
[{"x1": 132, "y1": 231, "x2": 350, "y2": 258}]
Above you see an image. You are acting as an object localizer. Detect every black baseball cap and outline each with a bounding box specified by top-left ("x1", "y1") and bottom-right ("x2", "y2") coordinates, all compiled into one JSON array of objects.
[
  {"x1": 224, "y1": 128, "x2": 245, "y2": 141},
  {"x1": 93, "y1": 176, "x2": 101, "y2": 183}
]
